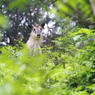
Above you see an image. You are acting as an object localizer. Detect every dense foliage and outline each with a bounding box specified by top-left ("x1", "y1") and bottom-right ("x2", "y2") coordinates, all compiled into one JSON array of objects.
[
  {"x1": 0, "y1": 27, "x2": 95, "y2": 95},
  {"x1": 0, "y1": 0, "x2": 95, "y2": 95},
  {"x1": 52, "y1": 0, "x2": 95, "y2": 28}
]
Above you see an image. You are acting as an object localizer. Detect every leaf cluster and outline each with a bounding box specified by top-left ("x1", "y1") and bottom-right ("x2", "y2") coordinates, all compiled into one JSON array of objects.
[{"x1": 0, "y1": 26, "x2": 95, "y2": 95}]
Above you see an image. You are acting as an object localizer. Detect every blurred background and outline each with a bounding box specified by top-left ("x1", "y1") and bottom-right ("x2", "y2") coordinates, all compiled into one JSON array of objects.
[{"x1": 0, "y1": 0, "x2": 95, "y2": 46}]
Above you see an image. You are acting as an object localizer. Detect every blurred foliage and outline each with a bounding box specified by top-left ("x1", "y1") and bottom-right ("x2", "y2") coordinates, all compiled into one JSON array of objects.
[
  {"x1": 0, "y1": 14, "x2": 10, "y2": 29},
  {"x1": 1, "y1": 27, "x2": 95, "y2": 95},
  {"x1": 51, "y1": 0, "x2": 95, "y2": 28},
  {"x1": 0, "y1": 0, "x2": 95, "y2": 45},
  {"x1": 8, "y1": 0, "x2": 28, "y2": 10},
  {"x1": 0, "y1": 0, "x2": 95, "y2": 95}
]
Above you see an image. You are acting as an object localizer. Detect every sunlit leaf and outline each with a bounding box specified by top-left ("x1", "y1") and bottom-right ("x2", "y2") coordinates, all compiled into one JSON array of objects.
[{"x1": 0, "y1": 15, "x2": 10, "y2": 29}]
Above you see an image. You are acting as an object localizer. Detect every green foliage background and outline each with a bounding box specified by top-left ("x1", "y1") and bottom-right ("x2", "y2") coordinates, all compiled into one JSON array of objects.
[
  {"x1": 0, "y1": 25, "x2": 95, "y2": 95},
  {"x1": 0, "y1": 0, "x2": 95, "y2": 95}
]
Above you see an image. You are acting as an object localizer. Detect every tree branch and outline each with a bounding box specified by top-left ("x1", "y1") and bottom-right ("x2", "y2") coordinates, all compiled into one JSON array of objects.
[{"x1": 89, "y1": 0, "x2": 95, "y2": 18}]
